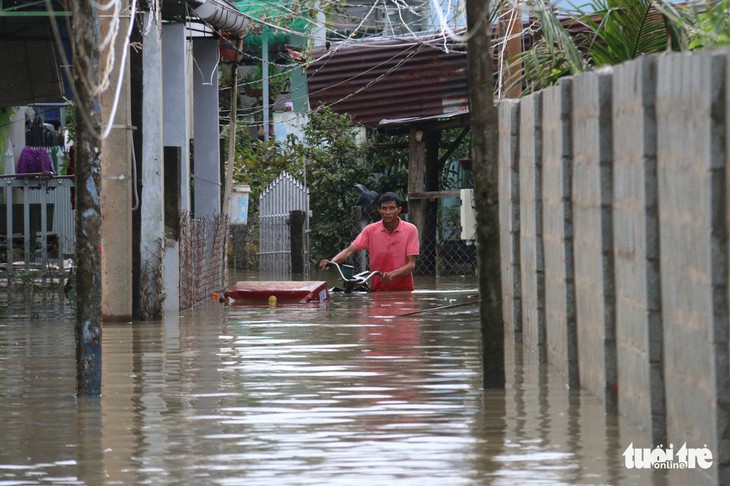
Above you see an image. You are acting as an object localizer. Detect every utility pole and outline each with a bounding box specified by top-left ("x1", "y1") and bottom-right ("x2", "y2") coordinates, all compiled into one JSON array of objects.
[
  {"x1": 221, "y1": 59, "x2": 240, "y2": 281},
  {"x1": 71, "y1": 0, "x2": 103, "y2": 395},
  {"x1": 466, "y1": 0, "x2": 505, "y2": 388}
]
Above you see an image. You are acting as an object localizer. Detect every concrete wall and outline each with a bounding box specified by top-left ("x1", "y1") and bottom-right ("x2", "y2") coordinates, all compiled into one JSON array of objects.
[
  {"x1": 498, "y1": 49, "x2": 730, "y2": 481},
  {"x1": 162, "y1": 24, "x2": 189, "y2": 314},
  {"x1": 498, "y1": 100, "x2": 521, "y2": 335}
]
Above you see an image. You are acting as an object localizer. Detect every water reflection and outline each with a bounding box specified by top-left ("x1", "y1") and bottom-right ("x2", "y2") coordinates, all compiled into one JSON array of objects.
[{"x1": 0, "y1": 284, "x2": 716, "y2": 485}]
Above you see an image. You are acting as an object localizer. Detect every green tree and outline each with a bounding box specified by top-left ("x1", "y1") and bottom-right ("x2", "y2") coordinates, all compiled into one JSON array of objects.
[
  {"x1": 292, "y1": 107, "x2": 371, "y2": 261},
  {"x1": 664, "y1": 0, "x2": 730, "y2": 50}
]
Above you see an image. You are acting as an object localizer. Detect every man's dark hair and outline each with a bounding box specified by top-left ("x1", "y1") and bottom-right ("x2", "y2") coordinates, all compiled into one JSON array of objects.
[{"x1": 378, "y1": 192, "x2": 401, "y2": 207}]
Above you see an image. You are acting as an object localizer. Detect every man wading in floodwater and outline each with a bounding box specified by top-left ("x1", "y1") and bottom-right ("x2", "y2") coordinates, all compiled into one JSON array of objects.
[{"x1": 319, "y1": 192, "x2": 420, "y2": 291}]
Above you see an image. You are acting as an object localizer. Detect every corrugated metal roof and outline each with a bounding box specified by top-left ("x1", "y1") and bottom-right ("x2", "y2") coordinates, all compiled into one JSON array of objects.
[{"x1": 307, "y1": 36, "x2": 469, "y2": 127}]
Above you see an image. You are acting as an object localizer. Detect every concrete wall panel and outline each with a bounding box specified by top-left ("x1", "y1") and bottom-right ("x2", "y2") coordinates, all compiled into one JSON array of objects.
[
  {"x1": 612, "y1": 56, "x2": 665, "y2": 444},
  {"x1": 657, "y1": 52, "x2": 728, "y2": 482},
  {"x1": 518, "y1": 93, "x2": 545, "y2": 354},
  {"x1": 572, "y1": 70, "x2": 616, "y2": 411},
  {"x1": 541, "y1": 80, "x2": 578, "y2": 386},
  {"x1": 499, "y1": 100, "x2": 521, "y2": 335}
]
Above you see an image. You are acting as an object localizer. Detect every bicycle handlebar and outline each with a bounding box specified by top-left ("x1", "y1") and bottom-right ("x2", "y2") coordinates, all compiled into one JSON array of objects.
[{"x1": 326, "y1": 261, "x2": 382, "y2": 286}]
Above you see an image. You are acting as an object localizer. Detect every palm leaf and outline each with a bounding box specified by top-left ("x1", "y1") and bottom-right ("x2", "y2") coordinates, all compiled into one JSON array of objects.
[
  {"x1": 525, "y1": 0, "x2": 585, "y2": 73},
  {"x1": 506, "y1": 0, "x2": 586, "y2": 93},
  {"x1": 578, "y1": 0, "x2": 672, "y2": 67}
]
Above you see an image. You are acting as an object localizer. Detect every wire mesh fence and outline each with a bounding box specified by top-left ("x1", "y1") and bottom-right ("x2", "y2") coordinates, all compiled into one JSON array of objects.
[
  {"x1": 138, "y1": 240, "x2": 165, "y2": 320},
  {"x1": 353, "y1": 202, "x2": 477, "y2": 277},
  {"x1": 179, "y1": 212, "x2": 226, "y2": 310}
]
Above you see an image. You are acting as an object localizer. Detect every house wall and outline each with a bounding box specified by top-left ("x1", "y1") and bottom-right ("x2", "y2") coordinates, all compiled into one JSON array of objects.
[
  {"x1": 163, "y1": 23, "x2": 192, "y2": 215},
  {"x1": 192, "y1": 38, "x2": 221, "y2": 219}
]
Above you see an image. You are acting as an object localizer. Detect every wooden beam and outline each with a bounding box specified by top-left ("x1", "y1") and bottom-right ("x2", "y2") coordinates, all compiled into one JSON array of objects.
[
  {"x1": 407, "y1": 127, "x2": 427, "y2": 273},
  {"x1": 408, "y1": 190, "x2": 461, "y2": 200}
]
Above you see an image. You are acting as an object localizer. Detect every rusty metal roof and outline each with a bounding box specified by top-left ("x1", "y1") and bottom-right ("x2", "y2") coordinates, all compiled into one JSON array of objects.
[{"x1": 307, "y1": 35, "x2": 469, "y2": 127}]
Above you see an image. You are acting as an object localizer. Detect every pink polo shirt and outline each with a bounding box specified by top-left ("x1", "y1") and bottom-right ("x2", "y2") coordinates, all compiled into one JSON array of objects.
[{"x1": 352, "y1": 217, "x2": 419, "y2": 291}]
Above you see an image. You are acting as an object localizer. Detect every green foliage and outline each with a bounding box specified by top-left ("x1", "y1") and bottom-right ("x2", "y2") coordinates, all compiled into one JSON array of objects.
[
  {"x1": 232, "y1": 136, "x2": 301, "y2": 217},
  {"x1": 365, "y1": 131, "x2": 409, "y2": 196},
  {"x1": 520, "y1": 42, "x2": 574, "y2": 93},
  {"x1": 516, "y1": 0, "x2": 681, "y2": 94},
  {"x1": 240, "y1": 62, "x2": 290, "y2": 99},
  {"x1": 233, "y1": 107, "x2": 370, "y2": 261},
  {"x1": 527, "y1": 0, "x2": 585, "y2": 73},
  {"x1": 685, "y1": 0, "x2": 730, "y2": 50}
]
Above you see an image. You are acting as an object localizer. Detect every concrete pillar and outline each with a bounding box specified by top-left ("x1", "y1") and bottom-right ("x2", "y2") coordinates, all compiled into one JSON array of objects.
[
  {"x1": 498, "y1": 100, "x2": 521, "y2": 334},
  {"x1": 140, "y1": 12, "x2": 165, "y2": 319},
  {"x1": 192, "y1": 37, "x2": 221, "y2": 219},
  {"x1": 541, "y1": 79, "x2": 578, "y2": 387},
  {"x1": 100, "y1": 6, "x2": 133, "y2": 321},
  {"x1": 161, "y1": 23, "x2": 190, "y2": 313},
  {"x1": 572, "y1": 70, "x2": 616, "y2": 411}
]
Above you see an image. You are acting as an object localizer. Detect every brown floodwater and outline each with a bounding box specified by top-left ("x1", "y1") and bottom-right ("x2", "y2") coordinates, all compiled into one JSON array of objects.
[{"x1": 0, "y1": 276, "x2": 715, "y2": 485}]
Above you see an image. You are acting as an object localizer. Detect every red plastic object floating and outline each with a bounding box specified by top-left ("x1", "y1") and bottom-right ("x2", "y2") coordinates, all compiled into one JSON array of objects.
[{"x1": 222, "y1": 281, "x2": 330, "y2": 304}]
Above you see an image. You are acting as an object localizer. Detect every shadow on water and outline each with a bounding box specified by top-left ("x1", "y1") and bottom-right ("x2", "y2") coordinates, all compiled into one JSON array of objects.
[{"x1": 0, "y1": 274, "x2": 715, "y2": 484}]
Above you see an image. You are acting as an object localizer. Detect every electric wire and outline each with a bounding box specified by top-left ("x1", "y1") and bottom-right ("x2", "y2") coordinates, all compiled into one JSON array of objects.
[
  {"x1": 40, "y1": 0, "x2": 476, "y2": 142},
  {"x1": 43, "y1": 0, "x2": 138, "y2": 141}
]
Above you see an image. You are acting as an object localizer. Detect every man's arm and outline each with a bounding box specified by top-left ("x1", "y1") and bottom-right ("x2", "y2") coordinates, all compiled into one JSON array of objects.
[
  {"x1": 380, "y1": 255, "x2": 417, "y2": 283},
  {"x1": 318, "y1": 244, "x2": 360, "y2": 270}
]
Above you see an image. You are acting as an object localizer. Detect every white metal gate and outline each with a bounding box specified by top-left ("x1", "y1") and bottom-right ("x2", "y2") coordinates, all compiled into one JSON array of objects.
[{"x1": 258, "y1": 171, "x2": 309, "y2": 278}]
